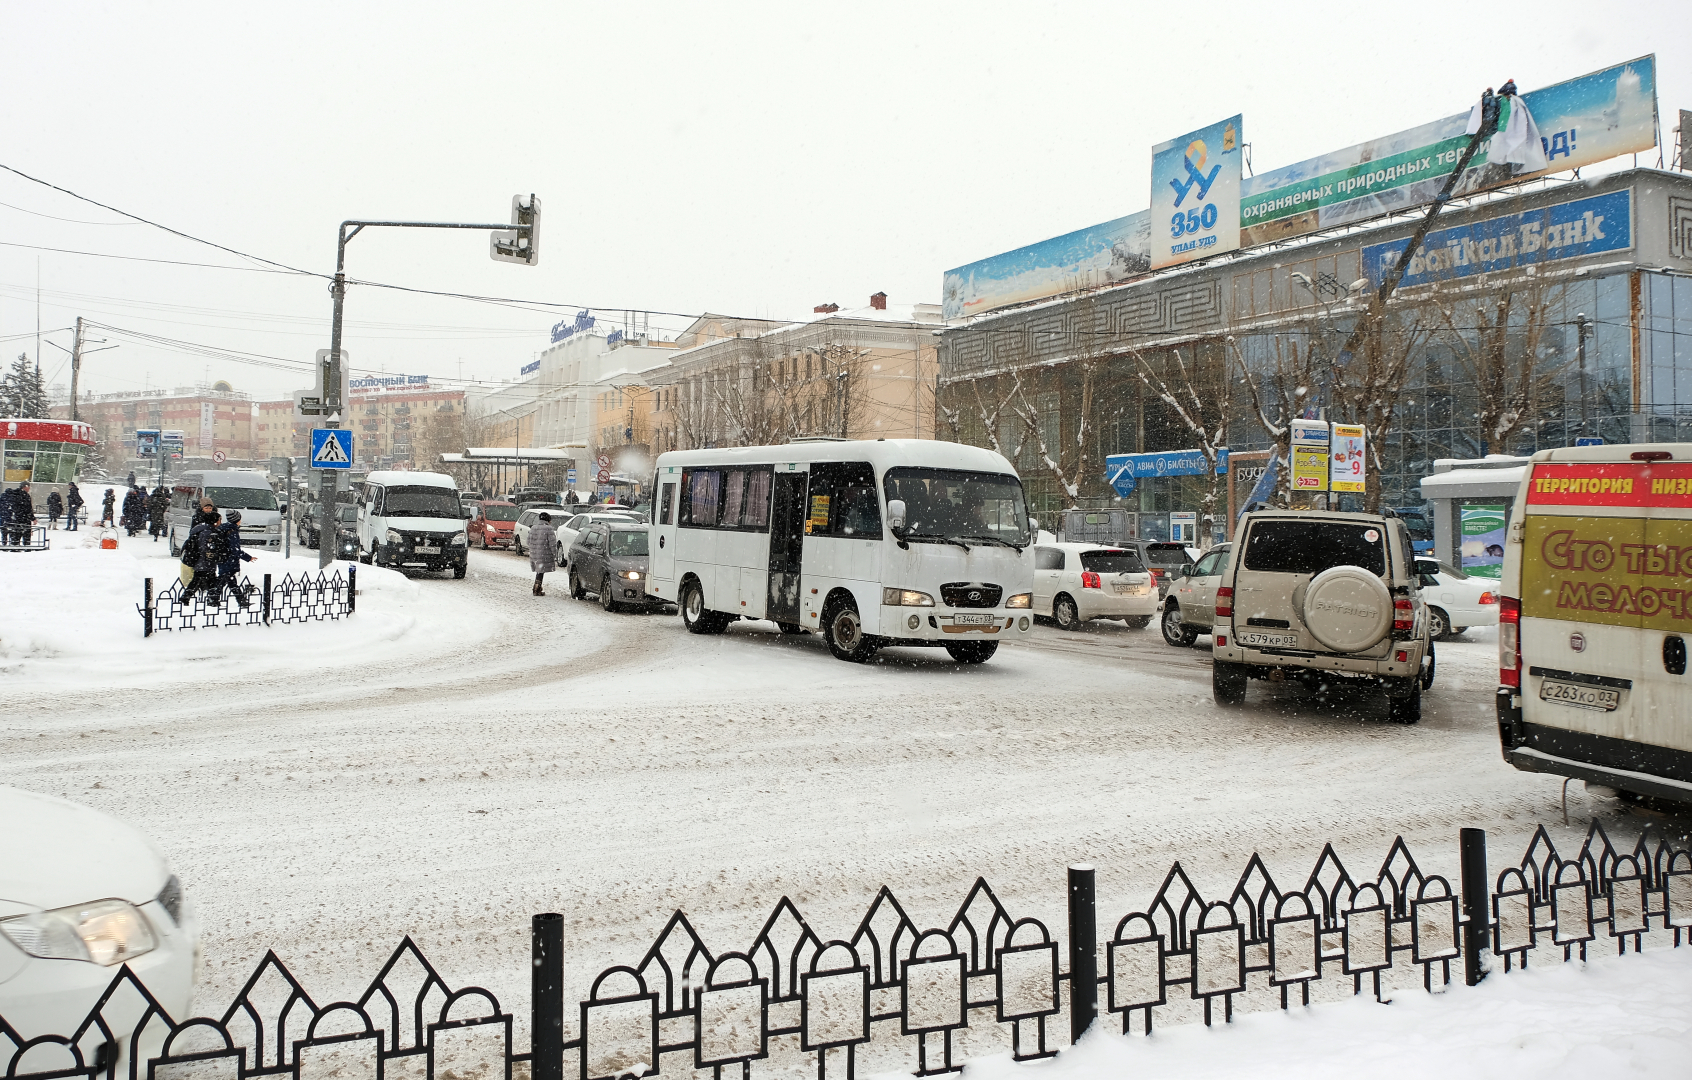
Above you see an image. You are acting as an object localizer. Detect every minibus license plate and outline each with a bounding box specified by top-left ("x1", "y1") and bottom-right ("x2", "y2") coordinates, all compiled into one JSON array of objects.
[
  {"x1": 1539, "y1": 679, "x2": 1620, "y2": 712},
  {"x1": 416, "y1": 544, "x2": 440, "y2": 554},
  {"x1": 1239, "y1": 631, "x2": 1298, "y2": 648},
  {"x1": 953, "y1": 614, "x2": 996, "y2": 627}
]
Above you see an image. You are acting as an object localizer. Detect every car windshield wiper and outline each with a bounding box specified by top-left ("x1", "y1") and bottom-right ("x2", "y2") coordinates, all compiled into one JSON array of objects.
[
  {"x1": 955, "y1": 534, "x2": 1025, "y2": 552},
  {"x1": 900, "y1": 531, "x2": 971, "y2": 550}
]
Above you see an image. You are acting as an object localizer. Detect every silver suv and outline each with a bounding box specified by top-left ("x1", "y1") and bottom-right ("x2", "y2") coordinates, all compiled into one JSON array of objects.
[{"x1": 1211, "y1": 510, "x2": 1433, "y2": 722}]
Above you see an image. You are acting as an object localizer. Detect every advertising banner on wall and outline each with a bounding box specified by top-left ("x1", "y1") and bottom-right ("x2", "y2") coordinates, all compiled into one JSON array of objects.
[
  {"x1": 1330, "y1": 424, "x2": 1366, "y2": 493},
  {"x1": 199, "y1": 402, "x2": 215, "y2": 449},
  {"x1": 942, "y1": 213, "x2": 1150, "y2": 322},
  {"x1": 1240, "y1": 56, "x2": 1656, "y2": 248},
  {"x1": 1361, "y1": 189, "x2": 1630, "y2": 290},
  {"x1": 1150, "y1": 115, "x2": 1243, "y2": 270}
]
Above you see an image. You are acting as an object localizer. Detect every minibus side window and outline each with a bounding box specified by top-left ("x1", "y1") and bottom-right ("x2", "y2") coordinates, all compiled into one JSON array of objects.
[
  {"x1": 681, "y1": 469, "x2": 722, "y2": 527},
  {"x1": 808, "y1": 461, "x2": 881, "y2": 539}
]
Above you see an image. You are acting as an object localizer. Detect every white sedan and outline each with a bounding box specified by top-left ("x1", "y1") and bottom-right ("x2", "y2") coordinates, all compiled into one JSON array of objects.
[
  {"x1": 0, "y1": 787, "x2": 200, "y2": 1058},
  {"x1": 1415, "y1": 557, "x2": 1501, "y2": 639},
  {"x1": 554, "y1": 511, "x2": 640, "y2": 568},
  {"x1": 1031, "y1": 543, "x2": 1159, "y2": 629}
]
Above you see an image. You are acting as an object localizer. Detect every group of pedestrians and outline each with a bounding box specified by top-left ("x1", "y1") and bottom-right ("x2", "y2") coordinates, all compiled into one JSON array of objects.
[
  {"x1": 177, "y1": 497, "x2": 255, "y2": 608},
  {"x1": 38, "y1": 482, "x2": 84, "y2": 530}
]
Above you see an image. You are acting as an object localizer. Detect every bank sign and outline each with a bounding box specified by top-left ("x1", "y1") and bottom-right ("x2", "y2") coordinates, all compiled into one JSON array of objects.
[
  {"x1": 1362, "y1": 190, "x2": 1630, "y2": 290},
  {"x1": 1104, "y1": 448, "x2": 1229, "y2": 496}
]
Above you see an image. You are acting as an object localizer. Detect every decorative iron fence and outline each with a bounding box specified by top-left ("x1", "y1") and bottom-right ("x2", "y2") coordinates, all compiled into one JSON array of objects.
[
  {"x1": 3, "y1": 823, "x2": 1688, "y2": 1080},
  {"x1": 137, "y1": 569, "x2": 355, "y2": 635}
]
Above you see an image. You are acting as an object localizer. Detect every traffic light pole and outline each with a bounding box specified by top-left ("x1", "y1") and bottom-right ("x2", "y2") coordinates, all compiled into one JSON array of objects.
[{"x1": 315, "y1": 200, "x2": 539, "y2": 569}]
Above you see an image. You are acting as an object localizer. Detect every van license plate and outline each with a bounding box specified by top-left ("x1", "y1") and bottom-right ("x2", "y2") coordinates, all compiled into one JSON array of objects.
[
  {"x1": 953, "y1": 614, "x2": 996, "y2": 626},
  {"x1": 1239, "y1": 631, "x2": 1298, "y2": 648},
  {"x1": 1539, "y1": 679, "x2": 1620, "y2": 712},
  {"x1": 415, "y1": 544, "x2": 440, "y2": 554}
]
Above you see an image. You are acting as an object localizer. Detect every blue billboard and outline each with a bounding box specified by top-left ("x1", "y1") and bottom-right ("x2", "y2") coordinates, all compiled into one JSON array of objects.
[{"x1": 1104, "y1": 448, "x2": 1229, "y2": 496}]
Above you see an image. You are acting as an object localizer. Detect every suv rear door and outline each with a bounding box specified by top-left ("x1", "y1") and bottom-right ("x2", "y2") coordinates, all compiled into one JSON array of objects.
[{"x1": 1233, "y1": 517, "x2": 1392, "y2": 656}]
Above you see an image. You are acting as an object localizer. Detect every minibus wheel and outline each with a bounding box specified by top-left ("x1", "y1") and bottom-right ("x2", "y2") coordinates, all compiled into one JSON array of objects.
[
  {"x1": 946, "y1": 641, "x2": 997, "y2": 663},
  {"x1": 824, "y1": 599, "x2": 878, "y2": 662},
  {"x1": 681, "y1": 580, "x2": 726, "y2": 634}
]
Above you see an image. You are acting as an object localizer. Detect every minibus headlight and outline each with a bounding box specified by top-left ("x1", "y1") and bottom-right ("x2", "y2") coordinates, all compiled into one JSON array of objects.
[
  {"x1": 882, "y1": 588, "x2": 934, "y2": 607},
  {"x1": 386, "y1": 529, "x2": 402, "y2": 544},
  {"x1": 1005, "y1": 592, "x2": 1032, "y2": 609}
]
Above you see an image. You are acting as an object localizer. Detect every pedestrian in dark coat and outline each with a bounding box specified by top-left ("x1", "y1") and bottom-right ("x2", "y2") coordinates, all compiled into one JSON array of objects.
[
  {"x1": 65, "y1": 482, "x2": 83, "y2": 531},
  {"x1": 4, "y1": 483, "x2": 34, "y2": 546},
  {"x1": 126, "y1": 470, "x2": 136, "y2": 489},
  {"x1": 177, "y1": 511, "x2": 225, "y2": 606},
  {"x1": 147, "y1": 485, "x2": 170, "y2": 540},
  {"x1": 46, "y1": 490, "x2": 63, "y2": 529},
  {"x1": 100, "y1": 488, "x2": 116, "y2": 526},
  {"x1": 121, "y1": 486, "x2": 145, "y2": 536},
  {"x1": 213, "y1": 510, "x2": 257, "y2": 607}
]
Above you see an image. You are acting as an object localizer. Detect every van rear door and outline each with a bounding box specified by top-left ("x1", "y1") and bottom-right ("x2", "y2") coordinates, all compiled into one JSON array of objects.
[
  {"x1": 1640, "y1": 464, "x2": 1692, "y2": 754},
  {"x1": 1517, "y1": 460, "x2": 1648, "y2": 750}
]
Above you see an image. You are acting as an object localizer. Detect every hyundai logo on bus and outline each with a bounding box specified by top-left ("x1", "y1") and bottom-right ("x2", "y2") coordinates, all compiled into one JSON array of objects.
[{"x1": 1103, "y1": 449, "x2": 1229, "y2": 496}]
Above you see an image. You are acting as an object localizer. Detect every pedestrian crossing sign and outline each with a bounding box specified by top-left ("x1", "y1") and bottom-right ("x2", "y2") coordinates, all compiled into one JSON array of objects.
[{"x1": 310, "y1": 428, "x2": 353, "y2": 470}]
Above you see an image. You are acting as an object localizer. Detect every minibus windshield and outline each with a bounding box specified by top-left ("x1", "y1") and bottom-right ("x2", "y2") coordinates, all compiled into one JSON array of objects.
[
  {"x1": 384, "y1": 486, "x2": 462, "y2": 518},
  {"x1": 205, "y1": 486, "x2": 278, "y2": 511},
  {"x1": 883, "y1": 467, "x2": 1030, "y2": 548}
]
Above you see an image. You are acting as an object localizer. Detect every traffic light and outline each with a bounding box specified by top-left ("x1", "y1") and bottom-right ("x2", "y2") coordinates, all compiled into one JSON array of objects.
[{"x1": 490, "y1": 194, "x2": 540, "y2": 265}]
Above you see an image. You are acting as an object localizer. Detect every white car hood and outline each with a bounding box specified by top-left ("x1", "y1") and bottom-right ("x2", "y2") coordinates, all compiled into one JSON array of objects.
[{"x1": 0, "y1": 787, "x2": 168, "y2": 915}]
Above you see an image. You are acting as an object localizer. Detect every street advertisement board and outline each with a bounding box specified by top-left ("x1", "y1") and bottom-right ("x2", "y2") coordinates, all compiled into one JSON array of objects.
[
  {"x1": 162, "y1": 430, "x2": 184, "y2": 460},
  {"x1": 942, "y1": 212, "x2": 1150, "y2": 321},
  {"x1": 135, "y1": 429, "x2": 159, "y2": 456},
  {"x1": 1361, "y1": 190, "x2": 1630, "y2": 290},
  {"x1": 1290, "y1": 419, "x2": 1330, "y2": 492},
  {"x1": 1241, "y1": 56, "x2": 1656, "y2": 248},
  {"x1": 1103, "y1": 447, "x2": 1229, "y2": 497},
  {"x1": 1329, "y1": 424, "x2": 1366, "y2": 493},
  {"x1": 1460, "y1": 503, "x2": 1508, "y2": 579},
  {"x1": 1150, "y1": 115, "x2": 1242, "y2": 270}
]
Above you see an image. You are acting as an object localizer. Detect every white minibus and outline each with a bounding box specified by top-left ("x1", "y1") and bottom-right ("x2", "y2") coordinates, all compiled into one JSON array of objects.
[{"x1": 648, "y1": 439, "x2": 1035, "y2": 663}]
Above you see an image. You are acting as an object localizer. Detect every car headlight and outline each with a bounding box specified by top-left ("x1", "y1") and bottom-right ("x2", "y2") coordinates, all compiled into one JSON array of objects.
[
  {"x1": 881, "y1": 588, "x2": 934, "y2": 607},
  {"x1": 0, "y1": 899, "x2": 158, "y2": 966},
  {"x1": 450, "y1": 533, "x2": 466, "y2": 545},
  {"x1": 386, "y1": 529, "x2": 402, "y2": 544},
  {"x1": 619, "y1": 570, "x2": 642, "y2": 580},
  {"x1": 265, "y1": 524, "x2": 281, "y2": 534},
  {"x1": 1005, "y1": 592, "x2": 1032, "y2": 609}
]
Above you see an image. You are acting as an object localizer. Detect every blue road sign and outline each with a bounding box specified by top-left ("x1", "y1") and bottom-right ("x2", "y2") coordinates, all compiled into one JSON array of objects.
[
  {"x1": 310, "y1": 428, "x2": 354, "y2": 469},
  {"x1": 566, "y1": 469, "x2": 577, "y2": 484},
  {"x1": 1574, "y1": 437, "x2": 1605, "y2": 446}
]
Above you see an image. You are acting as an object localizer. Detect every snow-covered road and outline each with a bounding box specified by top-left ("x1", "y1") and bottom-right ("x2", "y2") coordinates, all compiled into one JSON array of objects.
[{"x1": 0, "y1": 539, "x2": 1665, "y2": 1027}]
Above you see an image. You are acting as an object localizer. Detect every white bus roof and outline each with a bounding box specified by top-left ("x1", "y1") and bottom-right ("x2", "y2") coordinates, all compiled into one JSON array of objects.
[
  {"x1": 364, "y1": 470, "x2": 458, "y2": 488},
  {"x1": 654, "y1": 439, "x2": 1019, "y2": 476}
]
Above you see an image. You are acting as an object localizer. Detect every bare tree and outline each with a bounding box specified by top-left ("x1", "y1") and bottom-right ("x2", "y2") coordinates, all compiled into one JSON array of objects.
[
  {"x1": 1128, "y1": 344, "x2": 1229, "y2": 517},
  {"x1": 1430, "y1": 283, "x2": 1567, "y2": 455},
  {"x1": 1233, "y1": 330, "x2": 1326, "y2": 504}
]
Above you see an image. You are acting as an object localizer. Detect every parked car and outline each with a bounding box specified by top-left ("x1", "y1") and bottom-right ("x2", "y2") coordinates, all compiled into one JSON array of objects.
[
  {"x1": 298, "y1": 503, "x2": 357, "y2": 548},
  {"x1": 567, "y1": 523, "x2": 667, "y2": 612},
  {"x1": 1162, "y1": 542, "x2": 1232, "y2": 646},
  {"x1": 553, "y1": 510, "x2": 641, "y2": 567},
  {"x1": 513, "y1": 508, "x2": 566, "y2": 556},
  {"x1": 1414, "y1": 557, "x2": 1499, "y2": 639},
  {"x1": 1030, "y1": 543, "x2": 1157, "y2": 629},
  {"x1": 0, "y1": 787, "x2": 200, "y2": 1064},
  {"x1": 467, "y1": 500, "x2": 519, "y2": 549},
  {"x1": 1210, "y1": 511, "x2": 1432, "y2": 721},
  {"x1": 1119, "y1": 539, "x2": 1195, "y2": 599}
]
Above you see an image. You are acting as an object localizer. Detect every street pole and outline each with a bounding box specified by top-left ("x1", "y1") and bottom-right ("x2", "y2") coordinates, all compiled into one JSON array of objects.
[
  {"x1": 1575, "y1": 313, "x2": 1591, "y2": 438},
  {"x1": 69, "y1": 316, "x2": 83, "y2": 422}
]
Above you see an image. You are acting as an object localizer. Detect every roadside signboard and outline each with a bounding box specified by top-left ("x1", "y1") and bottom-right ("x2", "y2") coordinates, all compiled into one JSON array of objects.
[
  {"x1": 1329, "y1": 425, "x2": 1366, "y2": 493},
  {"x1": 136, "y1": 429, "x2": 159, "y2": 456},
  {"x1": 1575, "y1": 436, "x2": 1606, "y2": 446},
  {"x1": 212, "y1": 450, "x2": 227, "y2": 465},
  {"x1": 1290, "y1": 419, "x2": 1331, "y2": 492},
  {"x1": 1150, "y1": 115, "x2": 1243, "y2": 270},
  {"x1": 310, "y1": 428, "x2": 353, "y2": 470}
]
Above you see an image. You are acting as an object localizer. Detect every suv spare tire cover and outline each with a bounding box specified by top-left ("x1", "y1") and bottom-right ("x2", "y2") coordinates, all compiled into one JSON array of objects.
[{"x1": 1302, "y1": 565, "x2": 1393, "y2": 653}]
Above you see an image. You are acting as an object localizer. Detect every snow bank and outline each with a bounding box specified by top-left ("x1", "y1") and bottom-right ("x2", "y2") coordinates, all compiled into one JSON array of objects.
[
  {"x1": 0, "y1": 540, "x2": 491, "y2": 688},
  {"x1": 951, "y1": 947, "x2": 1692, "y2": 1080}
]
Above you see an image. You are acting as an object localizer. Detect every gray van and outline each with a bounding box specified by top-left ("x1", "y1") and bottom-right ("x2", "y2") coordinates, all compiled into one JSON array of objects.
[{"x1": 166, "y1": 471, "x2": 283, "y2": 555}]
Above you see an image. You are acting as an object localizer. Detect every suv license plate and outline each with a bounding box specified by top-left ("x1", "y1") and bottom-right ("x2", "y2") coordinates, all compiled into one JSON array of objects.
[
  {"x1": 1239, "y1": 631, "x2": 1298, "y2": 648},
  {"x1": 1539, "y1": 679, "x2": 1620, "y2": 712},
  {"x1": 953, "y1": 614, "x2": 996, "y2": 626}
]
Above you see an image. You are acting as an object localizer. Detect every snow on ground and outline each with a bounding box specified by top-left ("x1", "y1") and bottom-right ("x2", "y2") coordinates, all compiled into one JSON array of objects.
[
  {"x1": 955, "y1": 946, "x2": 1692, "y2": 1080},
  {"x1": 3, "y1": 541, "x2": 1684, "y2": 1074}
]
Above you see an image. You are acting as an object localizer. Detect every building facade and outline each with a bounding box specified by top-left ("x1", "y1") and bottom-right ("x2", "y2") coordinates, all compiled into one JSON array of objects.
[
  {"x1": 256, "y1": 383, "x2": 465, "y2": 471},
  {"x1": 937, "y1": 168, "x2": 1692, "y2": 539},
  {"x1": 53, "y1": 382, "x2": 257, "y2": 477}
]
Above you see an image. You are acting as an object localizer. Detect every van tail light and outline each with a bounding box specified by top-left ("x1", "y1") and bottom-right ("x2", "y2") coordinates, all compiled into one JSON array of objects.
[
  {"x1": 1499, "y1": 595, "x2": 1521, "y2": 688},
  {"x1": 1393, "y1": 597, "x2": 1414, "y2": 633},
  {"x1": 1479, "y1": 591, "x2": 1498, "y2": 605},
  {"x1": 1080, "y1": 571, "x2": 1102, "y2": 590},
  {"x1": 1215, "y1": 586, "x2": 1233, "y2": 618}
]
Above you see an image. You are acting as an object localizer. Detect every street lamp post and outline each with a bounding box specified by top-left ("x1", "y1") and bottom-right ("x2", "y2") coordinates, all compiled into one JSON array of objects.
[
  {"x1": 313, "y1": 197, "x2": 539, "y2": 568},
  {"x1": 1575, "y1": 312, "x2": 1591, "y2": 438}
]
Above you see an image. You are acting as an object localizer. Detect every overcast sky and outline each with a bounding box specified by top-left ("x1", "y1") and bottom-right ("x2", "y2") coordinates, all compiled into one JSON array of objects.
[{"x1": 0, "y1": 1, "x2": 1683, "y2": 403}]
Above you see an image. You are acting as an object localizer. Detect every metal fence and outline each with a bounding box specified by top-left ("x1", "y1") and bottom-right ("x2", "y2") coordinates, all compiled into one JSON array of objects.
[
  {"x1": 4, "y1": 823, "x2": 1688, "y2": 1080},
  {"x1": 137, "y1": 569, "x2": 355, "y2": 635},
  {"x1": 0, "y1": 524, "x2": 50, "y2": 551}
]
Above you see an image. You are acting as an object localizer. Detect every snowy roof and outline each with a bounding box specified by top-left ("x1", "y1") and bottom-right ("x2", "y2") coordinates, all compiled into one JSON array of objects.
[{"x1": 1419, "y1": 466, "x2": 1529, "y2": 498}]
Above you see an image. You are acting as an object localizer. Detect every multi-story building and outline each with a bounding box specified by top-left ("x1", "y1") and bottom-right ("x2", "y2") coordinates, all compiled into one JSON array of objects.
[
  {"x1": 52, "y1": 381, "x2": 256, "y2": 476},
  {"x1": 256, "y1": 380, "x2": 466, "y2": 470},
  {"x1": 646, "y1": 296, "x2": 941, "y2": 454}
]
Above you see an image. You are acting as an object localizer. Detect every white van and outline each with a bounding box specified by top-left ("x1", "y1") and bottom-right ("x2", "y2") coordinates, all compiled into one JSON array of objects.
[
  {"x1": 356, "y1": 470, "x2": 468, "y2": 578},
  {"x1": 166, "y1": 470, "x2": 284, "y2": 555},
  {"x1": 1498, "y1": 443, "x2": 1692, "y2": 805}
]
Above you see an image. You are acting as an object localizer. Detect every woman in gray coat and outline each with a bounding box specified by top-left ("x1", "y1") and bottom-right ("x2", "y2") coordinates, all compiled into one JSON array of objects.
[{"x1": 528, "y1": 512, "x2": 557, "y2": 596}]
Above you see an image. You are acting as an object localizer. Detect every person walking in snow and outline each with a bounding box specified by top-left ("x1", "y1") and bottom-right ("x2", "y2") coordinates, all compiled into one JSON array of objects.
[
  {"x1": 65, "y1": 482, "x2": 83, "y2": 531},
  {"x1": 528, "y1": 511, "x2": 557, "y2": 595},
  {"x1": 125, "y1": 470, "x2": 136, "y2": 489},
  {"x1": 46, "y1": 490, "x2": 63, "y2": 529},
  {"x1": 121, "y1": 486, "x2": 145, "y2": 536},
  {"x1": 147, "y1": 484, "x2": 170, "y2": 541},
  {"x1": 177, "y1": 509, "x2": 226, "y2": 606},
  {"x1": 100, "y1": 488, "x2": 115, "y2": 526},
  {"x1": 213, "y1": 510, "x2": 257, "y2": 608}
]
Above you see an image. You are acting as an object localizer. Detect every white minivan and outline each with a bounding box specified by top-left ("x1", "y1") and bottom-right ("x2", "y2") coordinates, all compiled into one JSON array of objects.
[
  {"x1": 356, "y1": 470, "x2": 469, "y2": 578},
  {"x1": 1497, "y1": 443, "x2": 1692, "y2": 805},
  {"x1": 166, "y1": 470, "x2": 284, "y2": 556}
]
